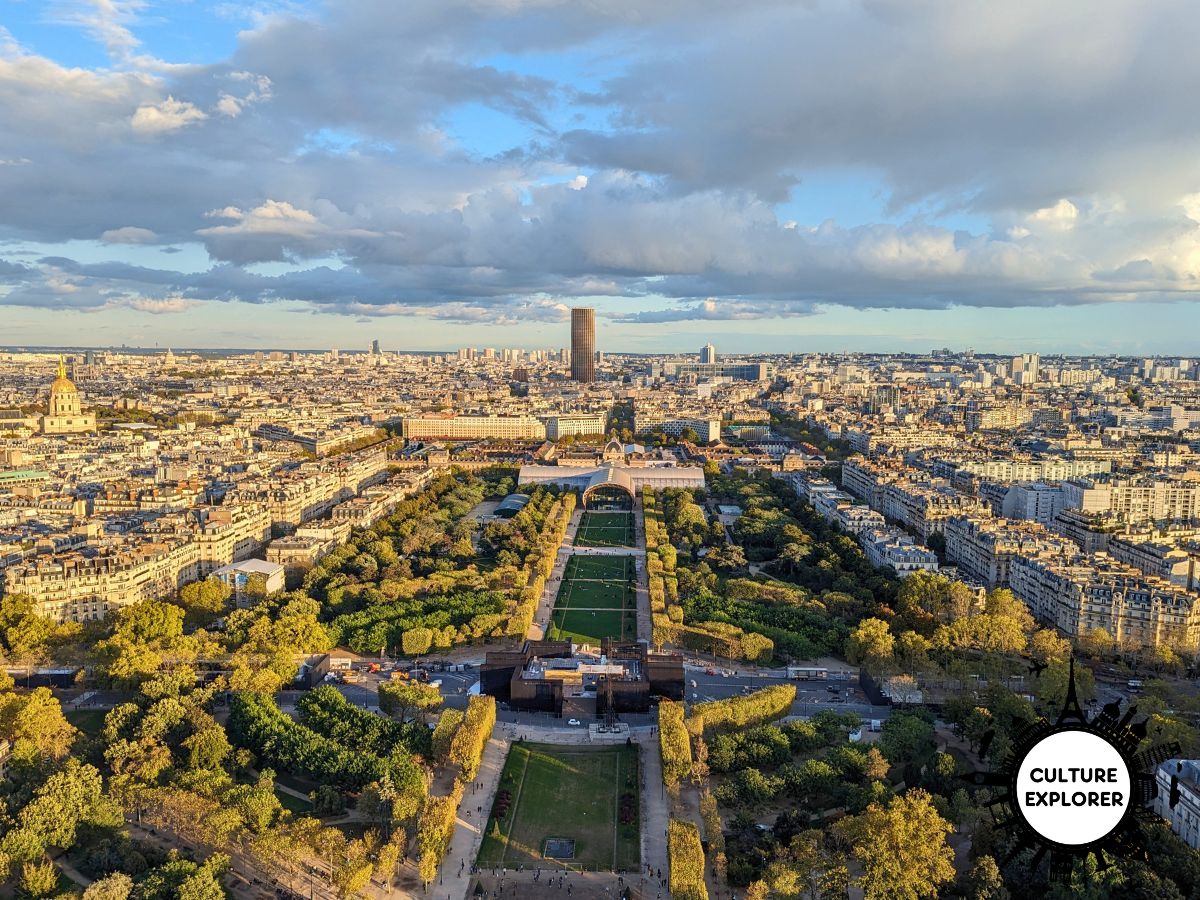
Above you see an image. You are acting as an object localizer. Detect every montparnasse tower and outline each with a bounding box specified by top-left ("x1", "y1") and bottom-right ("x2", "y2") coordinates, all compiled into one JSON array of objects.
[{"x1": 41, "y1": 355, "x2": 96, "y2": 434}]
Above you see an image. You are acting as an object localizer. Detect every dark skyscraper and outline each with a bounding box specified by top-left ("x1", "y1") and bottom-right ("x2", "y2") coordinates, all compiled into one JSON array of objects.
[{"x1": 571, "y1": 307, "x2": 595, "y2": 383}]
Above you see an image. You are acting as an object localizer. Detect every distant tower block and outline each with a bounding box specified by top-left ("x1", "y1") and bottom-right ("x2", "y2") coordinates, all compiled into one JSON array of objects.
[
  {"x1": 700, "y1": 343, "x2": 717, "y2": 364},
  {"x1": 571, "y1": 307, "x2": 595, "y2": 383}
]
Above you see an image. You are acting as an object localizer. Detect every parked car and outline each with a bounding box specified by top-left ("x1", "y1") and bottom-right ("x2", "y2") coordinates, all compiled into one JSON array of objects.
[
  {"x1": 567, "y1": 718, "x2": 582, "y2": 726},
  {"x1": 826, "y1": 685, "x2": 840, "y2": 693}
]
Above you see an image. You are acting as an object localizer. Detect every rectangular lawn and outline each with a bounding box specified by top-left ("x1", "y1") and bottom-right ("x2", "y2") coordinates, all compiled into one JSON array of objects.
[
  {"x1": 574, "y1": 511, "x2": 635, "y2": 547},
  {"x1": 477, "y1": 743, "x2": 640, "y2": 872},
  {"x1": 550, "y1": 553, "x2": 636, "y2": 643}
]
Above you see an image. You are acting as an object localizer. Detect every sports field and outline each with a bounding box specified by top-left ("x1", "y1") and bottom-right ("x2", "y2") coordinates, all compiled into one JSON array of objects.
[
  {"x1": 477, "y1": 743, "x2": 641, "y2": 872},
  {"x1": 549, "y1": 554, "x2": 636, "y2": 644},
  {"x1": 574, "y1": 511, "x2": 636, "y2": 548}
]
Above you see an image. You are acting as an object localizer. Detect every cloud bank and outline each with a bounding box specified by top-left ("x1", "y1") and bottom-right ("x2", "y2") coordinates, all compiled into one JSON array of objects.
[{"x1": 5, "y1": 0, "x2": 1200, "y2": 326}]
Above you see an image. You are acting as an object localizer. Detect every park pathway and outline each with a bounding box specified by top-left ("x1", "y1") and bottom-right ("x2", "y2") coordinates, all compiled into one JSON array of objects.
[
  {"x1": 527, "y1": 507, "x2": 583, "y2": 641},
  {"x1": 436, "y1": 727, "x2": 510, "y2": 900},
  {"x1": 639, "y1": 727, "x2": 670, "y2": 899}
]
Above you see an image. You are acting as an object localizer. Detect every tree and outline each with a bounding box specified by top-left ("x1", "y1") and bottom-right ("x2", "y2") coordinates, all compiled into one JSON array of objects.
[
  {"x1": 0, "y1": 594, "x2": 60, "y2": 662},
  {"x1": 1035, "y1": 660, "x2": 1095, "y2": 711},
  {"x1": 1029, "y1": 629, "x2": 1070, "y2": 663},
  {"x1": 838, "y1": 789, "x2": 955, "y2": 900},
  {"x1": 846, "y1": 617, "x2": 894, "y2": 669},
  {"x1": 1079, "y1": 627, "x2": 1115, "y2": 658},
  {"x1": 767, "y1": 829, "x2": 849, "y2": 900},
  {"x1": 0, "y1": 686, "x2": 77, "y2": 763},
  {"x1": 962, "y1": 855, "x2": 1008, "y2": 900},
  {"x1": 401, "y1": 627, "x2": 433, "y2": 656},
  {"x1": 83, "y1": 873, "x2": 135, "y2": 900},
  {"x1": 244, "y1": 574, "x2": 271, "y2": 604},
  {"x1": 19, "y1": 860, "x2": 59, "y2": 899},
  {"x1": 378, "y1": 680, "x2": 443, "y2": 722},
  {"x1": 707, "y1": 544, "x2": 747, "y2": 572},
  {"x1": 178, "y1": 578, "x2": 232, "y2": 626},
  {"x1": 879, "y1": 712, "x2": 935, "y2": 769}
]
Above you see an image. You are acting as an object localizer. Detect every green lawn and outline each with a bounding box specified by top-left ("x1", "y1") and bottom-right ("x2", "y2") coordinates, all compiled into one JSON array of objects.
[
  {"x1": 65, "y1": 708, "x2": 108, "y2": 737},
  {"x1": 274, "y1": 786, "x2": 313, "y2": 815},
  {"x1": 477, "y1": 743, "x2": 640, "y2": 872},
  {"x1": 562, "y1": 553, "x2": 633, "y2": 582},
  {"x1": 575, "y1": 512, "x2": 636, "y2": 547},
  {"x1": 551, "y1": 608, "x2": 634, "y2": 644},
  {"x1": 550, "y1": 554, "x2": 636, "y2": 643}
]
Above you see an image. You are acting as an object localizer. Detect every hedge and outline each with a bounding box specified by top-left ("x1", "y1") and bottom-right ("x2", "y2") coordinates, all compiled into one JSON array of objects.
[
  {"x1": 668, "y1": 819, "x2": 708, "y2": 900},
  {"x1": 417, "y1": 783, "x2": 463, "y2": 884},
  {"x1": 659, "y1": 700, "x2": 693, "y2": 788},
  {"x1": 687, "y1": 684, "x2": 796, "y2": 735},
  {"x1": 449, "y1": 695, "x2": 496, "y2": 782},
  {"x1": 431, "y1": 708, "x2": 465, "y2": 763},
  {"x1": 699, "y1": 792, "x2": 725, "y2": 875}
]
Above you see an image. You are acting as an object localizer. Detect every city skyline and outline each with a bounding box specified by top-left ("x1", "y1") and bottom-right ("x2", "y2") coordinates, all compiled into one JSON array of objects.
[{"x1": 5, "y1": 2, "x2": 1200, "y2": 352}]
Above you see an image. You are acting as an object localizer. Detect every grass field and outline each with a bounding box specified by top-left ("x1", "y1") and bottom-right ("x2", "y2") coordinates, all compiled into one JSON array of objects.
[
  {"x1": 574, "y1": 511, "x2": 636, "y2": 548},
  {"x1": 65, "y1": 708, "x2": 107, "y2": 737},
  {"x1": 274, "y1": 786, "x2": 313, "y2": 815},
  {"x1": 549, "y1": 554, "x2": 636, "y2": 644},
  {"x1": 477, "y1": 743, "x2": 640, "y2": 871}
]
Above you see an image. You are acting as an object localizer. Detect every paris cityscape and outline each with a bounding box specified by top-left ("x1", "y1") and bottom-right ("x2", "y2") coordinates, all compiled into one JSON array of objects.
[{"x1": 3, "y1": 2, "x2": 1200, "y2": 900}]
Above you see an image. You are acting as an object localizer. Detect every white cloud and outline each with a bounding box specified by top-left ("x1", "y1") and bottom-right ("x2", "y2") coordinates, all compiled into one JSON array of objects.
[
  {"x1": 100, "y1": 225, "x2": 157, "y2": 243},
  {"x1": 122, "y1": 296, "x2": 199, "y2": 314},
  {"x1": 131, "y1": 96, "x2": 208, "y2": 134},
  {"x1": 50, "y1": 0, "x2": 146, "y2": 62},
  {"x1": 5, "y1": 0, "x2": 1200, "y2": 326},
  {"x1": 1028, "y1": 198, "x2": 1079, "y2": 230}
]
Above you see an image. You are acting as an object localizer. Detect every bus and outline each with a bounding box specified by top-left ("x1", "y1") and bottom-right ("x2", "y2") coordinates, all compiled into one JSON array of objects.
[{"x1": 787, "y1": 666, "x2": 829, "y2": 681}]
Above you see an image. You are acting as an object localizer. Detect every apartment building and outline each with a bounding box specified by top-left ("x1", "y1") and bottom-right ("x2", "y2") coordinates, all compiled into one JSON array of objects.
[
  {"x1": 1001, "y1": 482, "x2": 1071, "y2": 526},
  {"x1": 632, "y1": 407, "x2": 722, "y2": 443},
  {"x1": 1155, "y1": 759, "x2": 1200, "y2": 850},
  {"x1": 880, "y1": 480, "x2": 988, "y2": 541},
  {"x1": 1106, "y1": 536, "x2": 1198, "y2": 589},
  {"x1": 935, "y1": 457, "x2": 1112, "y2": 483},
  {"x1": 860, "y1": 528, "x2": 940, "y2": 576},
  {"x1": 400, "y1": 414, "x2": 546, "y2": 441},
  {"x1": 5, "y1": 536, "x2": 202, "y2": 623},
  {"x1": 943, "y1": 515, "x2": 1074, "y2": 587},
  {"x1": 542, "y1": 412, "x2": 608, "y2": 440},
  {"x1": 1061, "y1": 476, "x2": 1200, "y2": 523},
  {"x1": 1009, "y1": 553, "x2": 1200, "y2": 649}
]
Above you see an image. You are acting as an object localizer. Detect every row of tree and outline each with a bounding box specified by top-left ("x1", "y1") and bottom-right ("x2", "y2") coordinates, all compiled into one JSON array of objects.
[
  {"x1": 659, "y1": 699, "x2": 694, "y2": 789},
  {"x1": 687, "y1": 684, "x2": 796, "y2": 734},
  {"x1": 667, "y1": 818, "x2": 709, "y2": 900},
  {"x1": 227, "y1": 691, "x2": 400, "y2": 791}
]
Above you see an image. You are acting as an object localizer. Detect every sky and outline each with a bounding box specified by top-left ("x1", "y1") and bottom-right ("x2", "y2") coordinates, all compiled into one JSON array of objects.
[{"x1": 3, "y1": 1, "x2": 1200, "y2": 354}]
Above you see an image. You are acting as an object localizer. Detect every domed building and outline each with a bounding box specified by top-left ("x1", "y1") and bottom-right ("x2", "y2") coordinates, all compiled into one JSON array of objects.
[{"x1": 40, "y1": 356, "x2": 96, "y2": 435}]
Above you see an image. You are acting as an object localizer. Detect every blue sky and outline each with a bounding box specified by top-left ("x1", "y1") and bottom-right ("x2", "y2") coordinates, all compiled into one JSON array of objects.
[{"x1": 3, "y1": 1, "x2": 1200, "y2": 353}]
